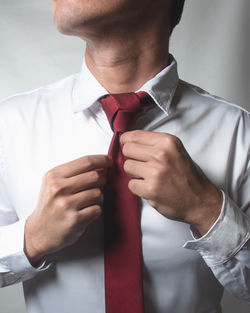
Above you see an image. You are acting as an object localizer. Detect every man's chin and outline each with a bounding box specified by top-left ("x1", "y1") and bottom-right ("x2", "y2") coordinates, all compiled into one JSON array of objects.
[
  {"x1": 55, "y1": 22, "x2": 75, "y2": 36},
  {"x1": 52, "y1": 6, "x2": 87, "y2": 36}
]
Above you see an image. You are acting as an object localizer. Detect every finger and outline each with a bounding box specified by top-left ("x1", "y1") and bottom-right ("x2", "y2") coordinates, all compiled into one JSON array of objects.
[
  {"x1": 124, "y1": 159, "x2": 151, "y2": 179},
  {"x1": 122, "y1": 142, "x2": 155, "y2": 162},
  {"x1": 127, "y1": 179, "x2": 149, "y2": 199},
  {"x1": 121, "y1": 131, "x2": 187, "y2": 160},
  {"x1": 120, "y1": 130, "x2": 167, "y2": 146},
  {"x1": 77, "y1": 205, "x2": 102, "y2": 224},
  {"x1": 54, "y1": 155, "x2": 112, "y2": 178},
  {"x1": 65, "y1": 170, "x2": 106, "y2": 194},
  {"x1": 69, "y1": 188, "x2": 103, "y2": 210}
]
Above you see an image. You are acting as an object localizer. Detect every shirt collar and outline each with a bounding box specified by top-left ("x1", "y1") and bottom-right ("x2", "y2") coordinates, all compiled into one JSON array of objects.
[{"x1": 72, "y1": 53, "x2": 179, "y2": 115}]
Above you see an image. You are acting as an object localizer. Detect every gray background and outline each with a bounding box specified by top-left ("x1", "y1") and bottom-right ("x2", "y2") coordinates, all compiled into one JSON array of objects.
[{"x1": 0, "y1": 0, "x2": 249, "y2": 312}]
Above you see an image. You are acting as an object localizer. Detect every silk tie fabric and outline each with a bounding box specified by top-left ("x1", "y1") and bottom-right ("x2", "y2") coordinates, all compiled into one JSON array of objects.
[{"x1": 99, "y1": 91, "x2": 149, "y2": 313}]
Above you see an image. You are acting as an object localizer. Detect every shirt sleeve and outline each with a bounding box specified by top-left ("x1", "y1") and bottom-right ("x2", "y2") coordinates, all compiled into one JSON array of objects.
[
  {"x1": 184, "y1": 109, "x2": 250, "y2": 303},
  {"x1": 0, "y1": 218, "x2": 52, "y2": 287},
  {"x1": 0, "y1": 127, "x2": 52, "y2": 288},
  {"x1": 184, "y1": 155, "x2": 250, "y2": 305}
]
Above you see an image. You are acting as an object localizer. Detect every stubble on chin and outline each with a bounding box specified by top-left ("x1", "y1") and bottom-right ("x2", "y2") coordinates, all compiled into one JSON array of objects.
[{"x1": 52, "y1": 3, "x2": 87, "y2": 35}]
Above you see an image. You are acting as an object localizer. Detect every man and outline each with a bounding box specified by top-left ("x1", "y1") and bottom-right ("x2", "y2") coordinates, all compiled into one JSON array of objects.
[{"x1": 0, "y1": 0, "x2": 249, "y2": 312}]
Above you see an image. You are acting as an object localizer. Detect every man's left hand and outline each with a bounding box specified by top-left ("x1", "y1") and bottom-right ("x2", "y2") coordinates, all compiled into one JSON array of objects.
[{"x1": 120, "y1": 130, "x2": 223, "y2": 236}]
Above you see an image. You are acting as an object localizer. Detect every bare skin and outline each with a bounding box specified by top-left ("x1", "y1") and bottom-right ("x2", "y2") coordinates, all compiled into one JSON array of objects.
[
  {"x1": 24, "y1": 0, "x2": 222, "y2": 265},
  {"x1": 120, "y1": 131, "x2": 222, "y2": 236},
  {"x1": 24, "y1": 155, "x2": 112, "y2": 265},
  {"x1": 51, "y1": 0, "x2": 171, "y2": 93}
]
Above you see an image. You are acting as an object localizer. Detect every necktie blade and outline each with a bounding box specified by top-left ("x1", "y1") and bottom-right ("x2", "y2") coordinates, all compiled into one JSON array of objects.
[{"x1": 99, "y1": 92, "x2": 149, "y2": 313}]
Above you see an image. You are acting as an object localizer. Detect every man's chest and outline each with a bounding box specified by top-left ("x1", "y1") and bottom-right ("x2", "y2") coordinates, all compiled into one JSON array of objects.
[{"x1": 5, "y1": 108, "x2": 225, "y2": 312}]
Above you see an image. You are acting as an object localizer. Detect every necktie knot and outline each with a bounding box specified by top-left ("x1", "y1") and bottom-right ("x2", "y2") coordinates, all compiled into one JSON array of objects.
[{"x1": 100, "y1": 91, "x2": 148, "y2": 133}]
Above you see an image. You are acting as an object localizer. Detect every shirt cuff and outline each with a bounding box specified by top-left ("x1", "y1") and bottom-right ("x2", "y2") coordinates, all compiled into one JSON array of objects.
[
  {"x1": 183, "y1": 190, "x2": 250, "y2": 266},
  {"x1": 0, "y1": 218, "x2": 52, "y2": 285}
]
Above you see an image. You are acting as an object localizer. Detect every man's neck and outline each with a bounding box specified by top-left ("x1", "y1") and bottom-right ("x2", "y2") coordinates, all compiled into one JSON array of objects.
[{"x1": 83, "y1": 11, "x2": 170, "y2": 94}]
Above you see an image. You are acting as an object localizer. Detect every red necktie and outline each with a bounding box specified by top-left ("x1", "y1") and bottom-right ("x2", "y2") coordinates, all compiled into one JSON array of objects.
[{"x1": 99, "y1": 91, "x2": 148, "y2": 313}]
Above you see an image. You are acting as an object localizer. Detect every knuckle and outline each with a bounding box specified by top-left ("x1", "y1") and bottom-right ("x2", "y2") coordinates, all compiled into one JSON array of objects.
[
  {"x1": 84, "y1": 156, "x2": 94, "y2": 168},
  {"x1": 149, "y1": 200, "x2": 157, "y2": 208},
  {"x1": 93, "y1": 188, "x2": 102, "y2": 200},
  {"x1": 122, "y1": 143, "x2": 128, "y2": 155},
  {"x1": 91, "y1": 205, "x2": 102, "y2": 217},
  {"x1": 145, "y1": 183, "x2": 154, "y2": 198},
  {"x1": 145, "y1": 181, "x2": 158, "y2": 198},
  {"x1": 44, "y1": 168, "x2": 57, "y2": 182},
  {"x1": 162, "y1": 134, "x2": 172, "y2": 146},
  {"x1": 132, "y1": 130, "x2": 141, "y2": 140},
  {"x1": 128, "y1": 179, "x2": 135, "y2": 192},
  {"x1": 90, "y1": 170, "x2": 106, "y2": 186},
  {"x1": 171, "y1": 135, "x2": 182, "y2": 148},
  {"x1": 44, "y1": 170, "x2": 67, "y2": 196},
  {"x1": 90, "y1": 170, "x2": 100, "y2": 182},
  {"x1": 163, "y1": 134, "x2": 182, "y2": 149},
  {"x1": 67, "y1": 213, "x2": 79, "y2": 228},
  {"x1": 122, "y1": 142, "x2": 132, "y2": 155},
  {"x1": 154, "y1": 148, "x2": 168, "y2": 162},
  {"x1": 80, "y1": 205, "x2": 102, "y2": 224},
  {"x1": 49, "y1": 181, "x2": 64, "y2": 196},
  {"x1": 150, "y1": 166, "x2": 162, "y2": 180},
  {"x1": 123, "y1": 159, "x2": 131, "y2": 172},
  {"x1": 56, "y1": 197, "x2": 70, "y2": 210}
]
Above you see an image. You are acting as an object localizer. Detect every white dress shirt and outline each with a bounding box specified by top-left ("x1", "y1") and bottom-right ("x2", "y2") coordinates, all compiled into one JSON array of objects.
[{"x1": 0, "y1": 54, "x2": 249, "y2": 313}]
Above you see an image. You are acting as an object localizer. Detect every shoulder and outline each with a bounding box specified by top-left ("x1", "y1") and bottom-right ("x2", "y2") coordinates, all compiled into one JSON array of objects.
[
  {"x1": 179, "y1": 79, "x2": 249, "y2": 117},
  {"x1": 175, "y1": 80, "x2": 250, "y2": 156},
  {"x1": 178, "y1": 79, "x2": 249, "y2": 127},
  {"x1": 0, "y1": 72, "x2": 80, "y2": 119}
]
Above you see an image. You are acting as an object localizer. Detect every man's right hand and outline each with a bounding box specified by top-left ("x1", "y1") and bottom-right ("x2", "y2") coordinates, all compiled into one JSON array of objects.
[{"x1": 24, "y1": 154, "x2": 112, "y2": 266}]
